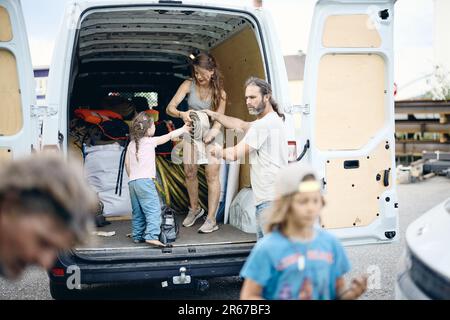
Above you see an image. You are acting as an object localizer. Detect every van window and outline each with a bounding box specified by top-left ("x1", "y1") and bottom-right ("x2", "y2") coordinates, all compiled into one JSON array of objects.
[
  {"x1": 0, "y1": 6, "x2": 13, "y2": 42},
  {"x1": 0, "y1": 50, "x2": 23, "y2": 136},
  {"x1": 322, "y1": 14, "x2": 382, "y2": 48},
  {"x1": 114, "y1": 92, "x2": 159, "y2": 108}
]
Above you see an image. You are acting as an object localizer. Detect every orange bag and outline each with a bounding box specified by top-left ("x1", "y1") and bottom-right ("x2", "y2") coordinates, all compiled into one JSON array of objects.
[
  {"x1": 74, "y1": 109, "x2": 123, "y2": 124},
  {"x1": 145, "y1": 109, "x2": 159, "y2": 122}
]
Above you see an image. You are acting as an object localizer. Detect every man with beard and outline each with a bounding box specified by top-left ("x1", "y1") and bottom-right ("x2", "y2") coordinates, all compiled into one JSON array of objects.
[
  {"x1": 0, "y1": 154, "x2": 97, "y2": 280},
  {"x1": 203, "y1": 77, "x2": 288, "y2": 240}
]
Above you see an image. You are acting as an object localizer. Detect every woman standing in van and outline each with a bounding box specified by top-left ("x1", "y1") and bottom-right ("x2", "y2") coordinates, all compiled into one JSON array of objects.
[{"x1": 166, "y1": 52, "x2": 227, "y2": 234}]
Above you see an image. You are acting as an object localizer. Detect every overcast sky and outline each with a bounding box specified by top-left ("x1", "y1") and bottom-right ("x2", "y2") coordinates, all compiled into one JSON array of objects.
[{"x1": 22, "y1": 0, "x2": 434, "y2": 99}]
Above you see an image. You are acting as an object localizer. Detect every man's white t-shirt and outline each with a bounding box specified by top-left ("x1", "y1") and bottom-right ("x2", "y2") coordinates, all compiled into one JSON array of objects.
[{"x1": 244, "y1": 111, "x2": 289, "y2": 205}]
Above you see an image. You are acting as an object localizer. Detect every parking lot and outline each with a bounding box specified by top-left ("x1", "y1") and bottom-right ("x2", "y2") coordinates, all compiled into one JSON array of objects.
[{"x1": 1, "y1": 176, "x2": 449, "y2": 300}]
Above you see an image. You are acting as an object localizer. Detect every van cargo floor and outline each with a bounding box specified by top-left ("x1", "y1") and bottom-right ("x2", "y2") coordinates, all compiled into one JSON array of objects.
[{"x1": 82, "y1": 214, "x2": 256, "y2": 249}]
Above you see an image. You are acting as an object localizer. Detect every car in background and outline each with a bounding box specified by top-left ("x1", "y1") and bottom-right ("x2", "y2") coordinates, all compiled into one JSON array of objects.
[{"x1": 396, "y1": 198, "x2": 450, "y2": 299}]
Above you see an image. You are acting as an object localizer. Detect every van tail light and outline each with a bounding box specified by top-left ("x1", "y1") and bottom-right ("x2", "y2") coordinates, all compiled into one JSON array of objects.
[{"x1": 51, "y1": 268, "x2": 65, "y2": 277}]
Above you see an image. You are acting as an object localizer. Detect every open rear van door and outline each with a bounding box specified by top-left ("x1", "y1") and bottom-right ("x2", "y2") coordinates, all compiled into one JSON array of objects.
[
  {"x1": 0, "y1": 0, "x2": 35, "y2": 161},
  {"x1": 302, "y1": 0, "x2": 398, "y2": 245}
]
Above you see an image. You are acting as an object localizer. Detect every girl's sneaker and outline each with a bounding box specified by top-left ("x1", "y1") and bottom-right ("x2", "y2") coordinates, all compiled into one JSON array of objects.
[
  {"x1": 182, "y1": 207, "x2": 205, "y2": 227},
  {"x1": 198, "y1": 218, "x2": 219, "y2": 234}
]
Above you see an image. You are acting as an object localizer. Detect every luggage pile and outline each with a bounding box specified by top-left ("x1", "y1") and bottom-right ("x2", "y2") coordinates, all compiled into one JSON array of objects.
[
  {"x1": 70, "y1": 109, "x2": 130, "y2": 149},
  {"x1": 69, "y1": 107, "x2": 132, "y2": 217},
  {"x1": 84, "y1": 143, "x2": 132, "y2": 217},
  {"x1": 100, "y1": 96, "x2": 136, "y2": 121},
  {"x1": 68, "y1": 99, "x2": 207, "y2": 218}
]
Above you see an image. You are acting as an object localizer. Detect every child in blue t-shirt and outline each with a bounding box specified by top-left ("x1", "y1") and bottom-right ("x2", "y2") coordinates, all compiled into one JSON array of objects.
[{"x1": 240, "y1": 163, "x2": 367, "y2": 300}]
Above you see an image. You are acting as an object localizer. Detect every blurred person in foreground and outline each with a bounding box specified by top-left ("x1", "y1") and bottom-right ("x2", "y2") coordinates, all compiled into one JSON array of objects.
[
  {"x1": 240, "y1": 163, "x2": 367, "y2": 300},
  {"x1": 0, "y1": 154, "x2": 98, "y2": 279}
]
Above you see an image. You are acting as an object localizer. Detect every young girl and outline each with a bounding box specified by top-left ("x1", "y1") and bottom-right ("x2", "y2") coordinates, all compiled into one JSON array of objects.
[
  {"x1": 125, "y1": 112, "x2": 190, "y2": 247},
  {"x1": 240, "y1": 163, "x2": 367, "y2": 300}
]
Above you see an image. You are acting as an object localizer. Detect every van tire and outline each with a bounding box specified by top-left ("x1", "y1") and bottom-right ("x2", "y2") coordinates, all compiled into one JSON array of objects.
[{"x1": 49, "y1": 281, "x2": 77, "y2": 300}]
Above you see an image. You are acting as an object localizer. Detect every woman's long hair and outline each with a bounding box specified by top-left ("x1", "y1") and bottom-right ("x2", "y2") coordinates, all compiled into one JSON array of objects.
[
  {"x1": 191, "y1": 52, "x2": 225, "y2": 111},
  {"x1": 245, "y1": 77, "x2": 285, "y2": 121},
  {"x1": 129, "y1": 112, "x2": 154, "y2": 162}
]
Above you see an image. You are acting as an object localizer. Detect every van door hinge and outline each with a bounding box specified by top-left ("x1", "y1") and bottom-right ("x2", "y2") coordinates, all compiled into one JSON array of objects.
[
  {"x1": 31, "y1": 105, "x2": 43, "y2": 118},
  {"x1": 32, "y1": 105, "x2": 58, "y2": 117},
  {"x1": 46, "y1": 106, "x2": 58, "y2": 117},
  {"x1": 285, "y1": 104, "x2": 310, "y2": 115},
  {"x1": 31, "y1": 105, "x2": 38, "y2": 117}
]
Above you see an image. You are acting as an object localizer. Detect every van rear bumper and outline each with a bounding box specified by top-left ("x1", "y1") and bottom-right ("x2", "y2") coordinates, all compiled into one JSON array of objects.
[{"x1": 49, "y1": 250, "x2": 249, "y2": 285}]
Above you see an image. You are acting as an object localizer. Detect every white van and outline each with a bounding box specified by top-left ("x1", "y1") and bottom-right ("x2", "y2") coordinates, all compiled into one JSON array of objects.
[{"x1": 0, "y1": 0, "x2": 398, "y2": 298}]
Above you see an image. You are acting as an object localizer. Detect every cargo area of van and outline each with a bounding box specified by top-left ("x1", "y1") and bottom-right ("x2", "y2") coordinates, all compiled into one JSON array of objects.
[{"x1": 66, "y1": 6, "x2": 267, "y2": 254}]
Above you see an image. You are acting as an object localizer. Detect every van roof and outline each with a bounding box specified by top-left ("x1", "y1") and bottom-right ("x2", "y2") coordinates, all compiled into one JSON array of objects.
[
  {"x1": 72, "y1": 0, "x2": 261, "y2": 66},
  {"x1": 71, "y1": 0, "x2": 258, "y2": 13}
]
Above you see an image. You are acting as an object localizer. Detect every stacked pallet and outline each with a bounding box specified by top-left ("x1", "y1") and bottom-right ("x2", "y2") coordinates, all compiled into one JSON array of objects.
[{"x1": 395, "y1": 100, "x2": 450, "y2": 156}]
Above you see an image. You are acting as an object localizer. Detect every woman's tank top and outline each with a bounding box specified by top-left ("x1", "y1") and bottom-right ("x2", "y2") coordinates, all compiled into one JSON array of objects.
[{"x1": 187, "y1": 81, "x2": 212, "y2": 111}]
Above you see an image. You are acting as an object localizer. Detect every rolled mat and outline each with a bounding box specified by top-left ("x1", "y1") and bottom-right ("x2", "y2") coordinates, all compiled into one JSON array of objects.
[
  {"x1": 188, "y1": 111, "x2": 211, "y2": 164},
  {"x1": 189, "y1": 111, "x2": 210, "y2": 141}
]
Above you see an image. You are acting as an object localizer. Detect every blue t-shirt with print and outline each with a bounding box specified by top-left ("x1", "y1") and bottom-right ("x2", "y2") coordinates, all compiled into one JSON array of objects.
[{"x1": 240, "y1": 229, "x2": 350, "y2": 300}]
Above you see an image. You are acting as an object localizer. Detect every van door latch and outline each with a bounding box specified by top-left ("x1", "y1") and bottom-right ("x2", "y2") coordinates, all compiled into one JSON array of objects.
[
  {"x1": 173, "y1": 267, "x2": 191, "y2": 285},
  {"x1": 383, "y1": 169, "x2": 390, "y2": 187},
  {"x1": 285, "y1": 104, "x2": 310, "y2": 115}
]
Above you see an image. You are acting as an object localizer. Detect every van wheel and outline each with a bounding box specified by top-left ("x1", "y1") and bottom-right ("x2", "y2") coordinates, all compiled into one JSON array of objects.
[{"x1": 49, "y1": 281, "x2": 78, "y2": 300}]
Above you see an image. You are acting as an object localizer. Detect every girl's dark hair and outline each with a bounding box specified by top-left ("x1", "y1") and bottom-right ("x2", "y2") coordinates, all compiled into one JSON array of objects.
[
  {"x1": 130, "y1": 112, "x2": 154, "y2": 162},
  {"x1": 245, "y1": 77, "x2": 285, "y2": 121},
  {"x1": 191, "y1": 52, "x2": 225, "y2": 111}
]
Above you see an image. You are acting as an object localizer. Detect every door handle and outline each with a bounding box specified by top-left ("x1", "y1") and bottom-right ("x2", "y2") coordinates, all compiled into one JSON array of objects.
[
  {"x1": 383, "y1": 169, "x2": 390, "y2": 187},
  {"x1": 344, "y1": 160, "x2": 359, "y2": 169}
]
